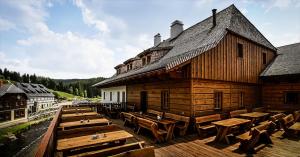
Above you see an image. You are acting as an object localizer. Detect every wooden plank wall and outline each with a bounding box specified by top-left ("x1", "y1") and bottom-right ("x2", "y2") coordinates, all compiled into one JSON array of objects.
[
  {"x1": 191, "y1": 33, "x2": 275, "y2": 83},
  {"x1": 262, "y1": 82, "x2": 300, "y2": 110},
  {"x1": 191, "y1": 79, "x2": 260, "y2": 116},
  {"x1": 127, "y1": 79, "x2": 191, "y2": 116}
]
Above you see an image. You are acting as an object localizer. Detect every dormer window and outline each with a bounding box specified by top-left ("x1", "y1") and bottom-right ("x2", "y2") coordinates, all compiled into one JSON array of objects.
[
  {"x1": 117, "y1": 69, "x2": 121, "y2": 75},
  {"x1": 142, "y1": 58, "x2": 146, "y2": 66},
  {"x1": 147, "y1": 56, "x2": 151, "y2": 64},
  {"x1": 127, "y1": 63, "x2": 133, "y2": 71}
]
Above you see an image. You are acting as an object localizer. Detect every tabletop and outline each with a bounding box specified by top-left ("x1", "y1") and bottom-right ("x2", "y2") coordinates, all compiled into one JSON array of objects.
[
  {"x1": 61, "y1": 112, "x2": 98, "y2": 118},
  {"x1": 56, "y1": 130, "x2": 133, "y2": 151},
  {"x1": 59, "y1": 118, "x2": 110, "y2": 128},
  {"x1": 240, "y1": 112, "x2": 269, "y2": 118},
  {"x1": 212, "y1": 118, "x2": 251, "y2": 127},
  {"x1": 289, "y1": 122, "x2": 300, "y2": 131}
]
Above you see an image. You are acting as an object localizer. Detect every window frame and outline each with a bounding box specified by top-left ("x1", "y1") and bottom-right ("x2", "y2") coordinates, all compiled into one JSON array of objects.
[
  {"x1": 110, "y1": 92, "x2": 112, "y2": 101},
  {"x1": 239, "y1": 92, "x2": 245, "y2": 108},
  {"x1": 214, "y1": 91, "x2": 223, "y2": 110},
  {"x1": 103, "y1": 92, "x2": 106, "y2": 100},
  {"x1": 117, "y1": 91, "x2": 120, "y2": 103},
  {"x1": 161, "y1": 90, "x2": 170, "y2": 111},
  {"x1": 146, "y1": 56, "x2": 151, "y2": 64},
  {"x1": 142, "y1": 58, "x2": 146, "y2": 66},
  {"x1": 284, "y1": 91, "x2": 299, "y2": 105},
  {"x1": 262, "y1": 52, "x2": 267, "y2": 65},
  {"x1": 237, "y1": 43, "x2": 243, "y2": 58}
]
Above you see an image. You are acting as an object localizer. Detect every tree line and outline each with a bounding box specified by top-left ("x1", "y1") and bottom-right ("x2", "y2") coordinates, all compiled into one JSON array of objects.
[{"x1": 0, "y1": 68, "x2": 105, "y2": 98}]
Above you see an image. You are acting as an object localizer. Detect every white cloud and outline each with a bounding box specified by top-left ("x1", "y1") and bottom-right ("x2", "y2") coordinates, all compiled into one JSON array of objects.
[
  {"x1": 0, "y1": 0, "x2": 152, "y2": 79},
  {"x1": 0, "y1": 17, "x2": 15, "y2": 31}
]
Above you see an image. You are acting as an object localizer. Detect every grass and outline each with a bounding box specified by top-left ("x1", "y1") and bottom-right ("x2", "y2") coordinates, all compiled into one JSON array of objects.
[
  {"x1": 49, "y1": 89, "x2": 84, "y2": 101},
  {"x1": 0, "y1": 117, "x2": 52, "y2": 143},
  {"x1": 49, "y1": 89, "x2": 101, "y2": 102}
]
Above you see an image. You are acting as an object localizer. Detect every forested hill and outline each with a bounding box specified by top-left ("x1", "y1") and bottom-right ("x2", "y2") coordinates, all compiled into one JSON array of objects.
[{"x1": 0, "y1": 68, "x2": 106, "y2": 98}]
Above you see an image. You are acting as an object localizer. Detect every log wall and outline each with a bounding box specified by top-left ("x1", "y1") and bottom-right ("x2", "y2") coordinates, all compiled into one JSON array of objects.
[
  {"x1": 262, "y1": 82, "x2": 300, "y2": 110},
  {"x1": 127, "y1": 79, "x2": 191, "y2": 116}
]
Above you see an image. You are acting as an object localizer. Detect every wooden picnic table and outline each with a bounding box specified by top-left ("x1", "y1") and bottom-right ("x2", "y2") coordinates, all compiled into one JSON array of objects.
[
  {"x1": 212, "y1": 118, "x2": 251, "y2": 144},
  {"x1": 131, "y1": 112, "x2": 177, "y2": 141},
  {"x1": 61, "y1": 112, "x2": 98, "y2": 118},
  {"x1": 266, "y1": 109, "x2": 286, "y2": 114},
  {"x1": 56, "y1": 130, "x2": 133, "y2": 152},
  {"x1": 240, "y1": 112, "x2": 270, "y2": 125},
  {"x1": 59, "y1": 118, "x2": 111, "y2": 130}
]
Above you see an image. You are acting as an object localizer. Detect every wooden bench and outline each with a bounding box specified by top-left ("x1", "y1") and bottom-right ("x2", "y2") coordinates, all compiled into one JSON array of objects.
[
  {"x1": 67, "y1": 141, "x2": 155, "y2": 157},
  {"x1": 121, "y1": 112, "x2": 136, "y2": 127},
  {"x1": 147, "y1": 109, "x2": 163, "y2": 117},
  {"x1": 230, "y1": 109, "x2": 248, "y2": 118},
  {"x1": 195, "y1": 114, "x2": 221, "y2": 137},
  {"x1": 236, "y1": 121, "x2": 273, "y2": 152},
  {"x1": 164, "y1": 112, "x2": 190, "y2": 136},
  {"x1": 294, "y1": 110, "x2": 300, "y2": 122},
  {"x1": 136, "y1": 117, "x2": 167, "y2": 143},
  {"x1": 280, "y1": 114, "x2": 298, "y2": 137}
]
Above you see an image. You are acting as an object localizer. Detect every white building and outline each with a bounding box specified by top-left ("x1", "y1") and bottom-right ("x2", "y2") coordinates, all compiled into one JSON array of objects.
[
  {"x1": 101, "y1": 86, "x2": 126, "y2": 103},
  {"x1": 16, "y1": 83, "x2": 55, "y2": 113}
]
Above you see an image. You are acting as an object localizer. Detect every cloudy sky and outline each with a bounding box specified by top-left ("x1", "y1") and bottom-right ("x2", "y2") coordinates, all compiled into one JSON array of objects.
[{"x1": 0, "y1": 0, "x2": 299, "y2": 79}]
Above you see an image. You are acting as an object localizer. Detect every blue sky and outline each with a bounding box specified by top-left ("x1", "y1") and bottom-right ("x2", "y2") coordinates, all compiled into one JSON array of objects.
[{"x1": 0, "y1": 0, "x2": 299, "y2": 79}]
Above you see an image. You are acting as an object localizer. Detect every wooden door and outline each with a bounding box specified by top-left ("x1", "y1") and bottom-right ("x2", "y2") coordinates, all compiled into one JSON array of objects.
[{"x1": 140, "y1": 91, "x2": 148, "y2": 112}]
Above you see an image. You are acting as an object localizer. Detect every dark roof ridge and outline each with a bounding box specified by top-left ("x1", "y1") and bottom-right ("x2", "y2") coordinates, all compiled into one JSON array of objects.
[{"x1": 277, "y1": 42, "x2": 300, "y2": 49}]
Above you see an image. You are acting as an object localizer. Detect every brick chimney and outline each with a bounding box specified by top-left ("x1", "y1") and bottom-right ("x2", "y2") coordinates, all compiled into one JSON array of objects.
[
  {"x1": 212, "y1": 9, "x2": 217, "y2": 28},
  {"x1": 170, "y1": 20, "x2": 183, "y2": 39},
  {"x1": 154, "y1": 33, "x2": 161, "y2": 46}
]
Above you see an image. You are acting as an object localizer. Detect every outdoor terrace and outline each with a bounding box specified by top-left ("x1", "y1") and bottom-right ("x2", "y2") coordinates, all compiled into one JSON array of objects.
[{"x1": 35, "y1": 103, "x2": 300, "y2": 157}]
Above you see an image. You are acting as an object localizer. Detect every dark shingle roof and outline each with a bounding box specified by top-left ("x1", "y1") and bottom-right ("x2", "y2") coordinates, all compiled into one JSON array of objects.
[
  {"x1": 15, "y1": 83, "x2": 54, "y2": 98},
  {"x1": 261, "y1": 42, "x2": 300, "y2": 77},
  {"x1": 0, "y1": 84, "x2": 26, "y2": 98},
  {"x1": 94, "y1": 4, "x2": 276, "y2": 87}
]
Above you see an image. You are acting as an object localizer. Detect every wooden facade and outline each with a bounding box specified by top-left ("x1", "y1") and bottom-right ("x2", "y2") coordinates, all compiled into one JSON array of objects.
[
  {"x1": 262, "y1": 81, "x2": 300, "y2": 111},
  {"x1": 126, "y1": 33, "x2": 276, "y2": 117},
  {"x1": 127, "y1": 79, "x2": 191, "y2": 116}
]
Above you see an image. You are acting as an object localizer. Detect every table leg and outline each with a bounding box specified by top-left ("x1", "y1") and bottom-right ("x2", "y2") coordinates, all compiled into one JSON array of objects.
[
  {"x1": 164, "y1": 124, "x2": 175, "y2": 141},
  {"x1": 214, "y1": 126, "x2": 230, "y2": 144}
]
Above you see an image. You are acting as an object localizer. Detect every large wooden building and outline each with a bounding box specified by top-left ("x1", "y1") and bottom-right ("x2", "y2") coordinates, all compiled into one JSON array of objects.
[{"x1": 94, "y1": 5, "x2": 299, "y2": 117}]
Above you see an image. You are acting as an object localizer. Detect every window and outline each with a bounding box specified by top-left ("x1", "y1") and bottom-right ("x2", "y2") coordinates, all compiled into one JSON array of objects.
[
  {"x1": 161, "y1": 90, "x2": 170, "y2": 110},
  {"x1": 262, "y1": 53, "x2": 267, "y2": 65},
  {"x1": 146, "y1": 56, "x2": 151, "y2": 64},
  {"x1": 127, "y1": 63, "x2": 133, "y2": 71},
  {"x1": 122, "y1": 92, "x2": 126, "y2": 102},
  {"x1": 110, "y1": 92, "x2": 112, "y2": 101},
  {"x1": 142, "y1": 58, "x2": 146, "y2": 66},
  {"x1": 237, "y1": 43, "x2": 243, "y2": 58},
  {"x1": 284, "y1": 92, "x2": 299, "y2": 104},
  {"x1": 117, "y1": 91, "x2": 120, "y2": 103},
  {"x1": 214, "y1": 91, "x2": 223, "y2": 109},
  {"x1": 103, "y1": 92, "x2": 106, "y2": 100},
  {"x1": 239, "y1": 92, "x2": 245, "y2": 108},
  {"x1": 117, "y1": 69, "x2": 121, "y2": 74}
]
